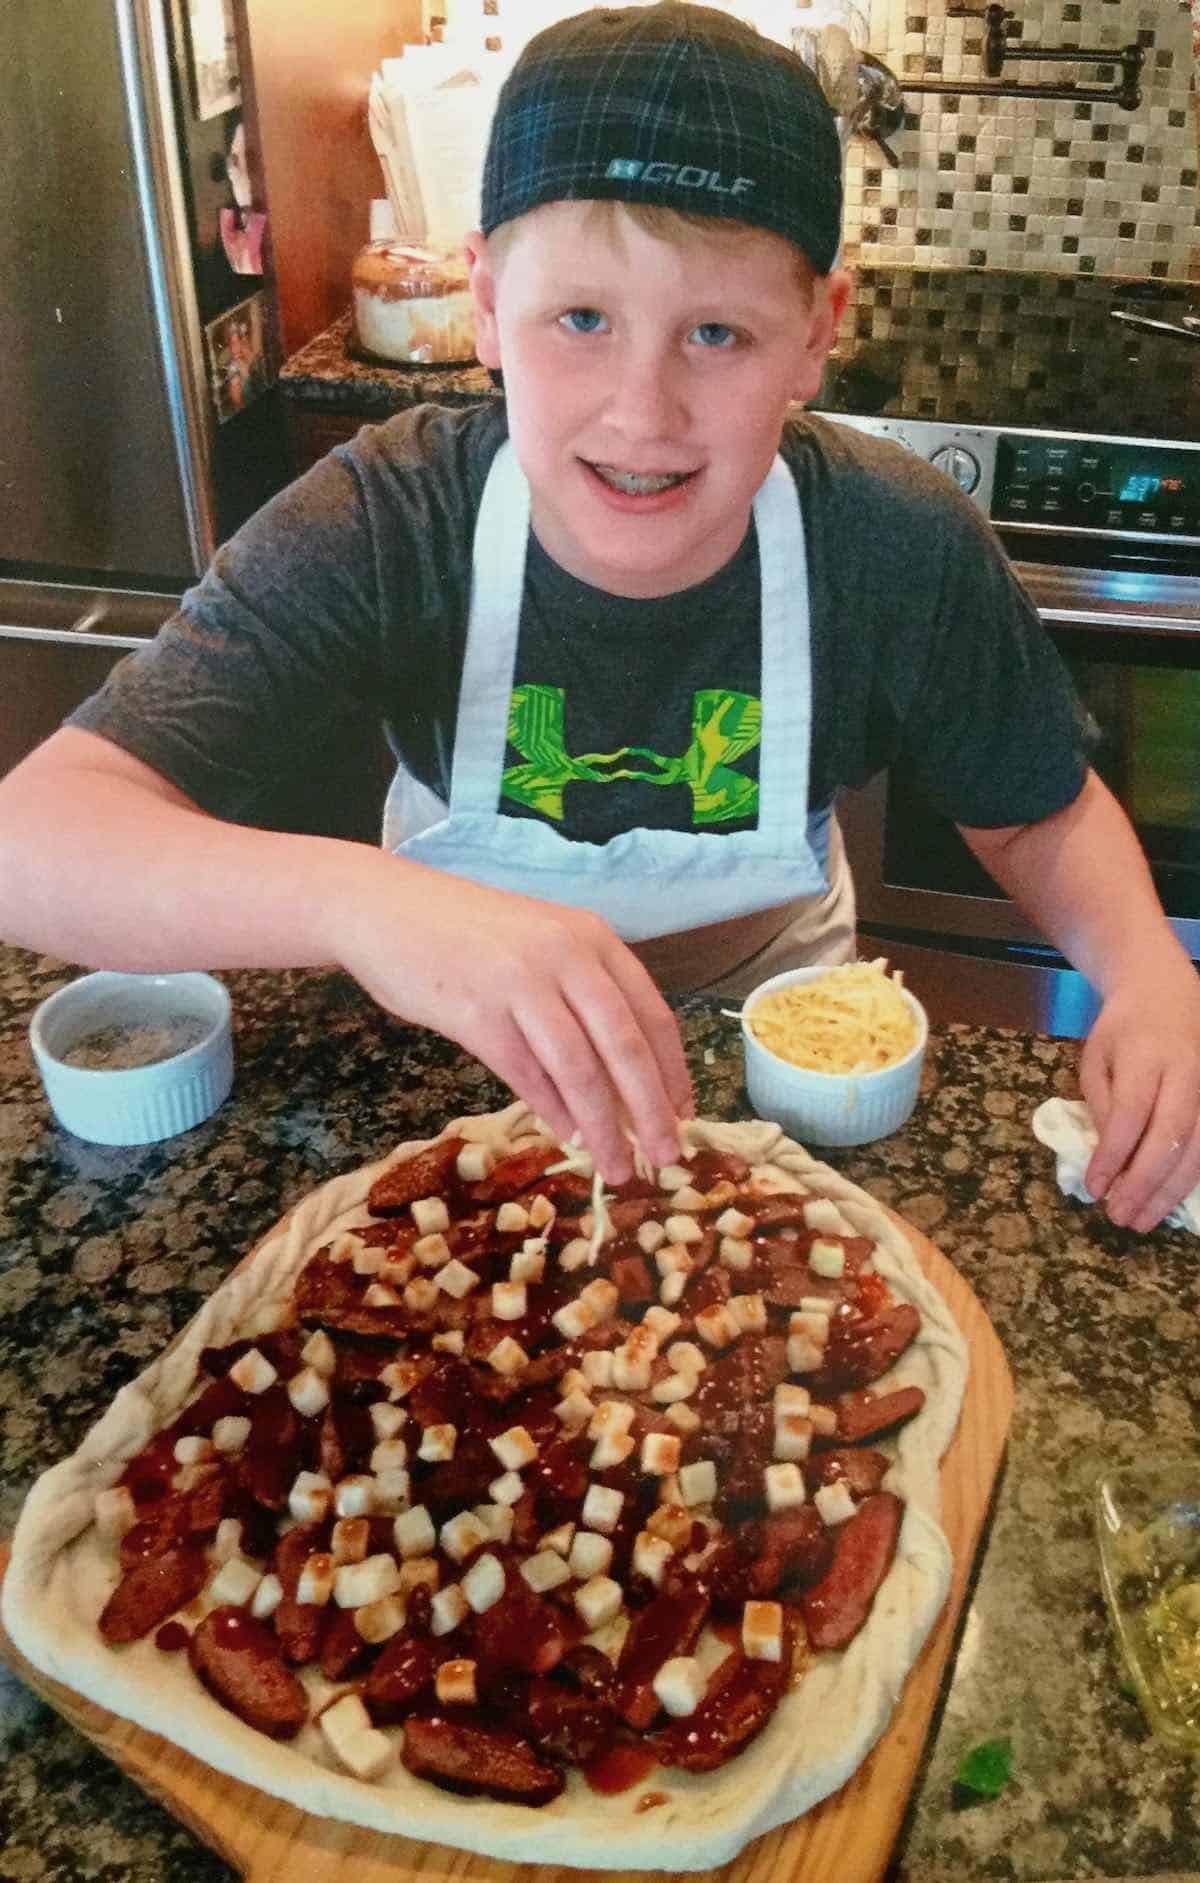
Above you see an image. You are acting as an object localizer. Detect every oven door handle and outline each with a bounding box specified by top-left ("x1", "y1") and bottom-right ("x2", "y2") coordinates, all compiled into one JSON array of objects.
[{"x1": 0, "y1": 620, "x2": 147, "y2": 651}]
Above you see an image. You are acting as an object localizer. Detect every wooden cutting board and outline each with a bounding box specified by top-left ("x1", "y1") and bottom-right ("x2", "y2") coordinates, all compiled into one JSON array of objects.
[{"x1": 0, "y1": 1220, "x2": 1012, "y2": 1883}]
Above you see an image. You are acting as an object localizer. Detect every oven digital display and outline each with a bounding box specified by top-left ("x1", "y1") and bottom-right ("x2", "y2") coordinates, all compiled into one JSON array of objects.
[
  {"x1": 1118, "y1": 473, "x2": 1161, "y2": 504},
  {"x1": 994, "y1": 436, "x2": 1200, "y2": 536}
]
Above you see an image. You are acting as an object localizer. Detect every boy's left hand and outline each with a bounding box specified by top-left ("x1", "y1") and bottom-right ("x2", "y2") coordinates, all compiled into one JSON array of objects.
[
  {"x1": 1080, "y1": 962, "x2": 1200, "y2": 1231},
  {"x1": 960, "y1": 774, "x2": 1200, "y2": 1235}
]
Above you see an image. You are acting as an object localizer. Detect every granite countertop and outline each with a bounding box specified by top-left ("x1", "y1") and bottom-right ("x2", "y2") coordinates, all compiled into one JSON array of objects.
[
  {"x1": 2, "y1": 943, "x2": 1199, "y2": 1883},
  {"x1": 279, "y1": 312, "x2": 499, "y2": 413}
]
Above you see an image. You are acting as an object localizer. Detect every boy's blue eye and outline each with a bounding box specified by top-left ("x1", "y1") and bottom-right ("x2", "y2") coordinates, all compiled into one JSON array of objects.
[
  {"x1": 559, "y1": 308, "x2": 609, "y2": 334},
  {"x1": 691, "y1": 322, "x2": 738, "y2": 349}
]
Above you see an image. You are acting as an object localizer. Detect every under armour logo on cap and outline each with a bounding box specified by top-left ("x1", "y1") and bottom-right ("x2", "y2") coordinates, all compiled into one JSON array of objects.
[{"x1": 603, "y1": 156, "x2": 755, "y2": 196}]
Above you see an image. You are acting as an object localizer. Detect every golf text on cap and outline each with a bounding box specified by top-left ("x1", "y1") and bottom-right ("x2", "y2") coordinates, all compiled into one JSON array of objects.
[{"x1": 605, "y1": 158, "x2": 755, "y2": 197}]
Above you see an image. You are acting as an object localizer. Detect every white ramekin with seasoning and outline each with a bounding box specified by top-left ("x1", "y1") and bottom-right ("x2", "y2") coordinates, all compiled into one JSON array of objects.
[
  {"x1": 740, "y1": 963, "x2": 928, "y2": 1148},
  {"x1": 30, "y1": 970, "x2": 234, "y2": 1146}
]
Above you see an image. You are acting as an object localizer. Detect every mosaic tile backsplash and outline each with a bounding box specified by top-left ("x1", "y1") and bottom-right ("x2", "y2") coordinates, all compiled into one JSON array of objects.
[
  {"x1": 846, "y1": 0, "x2": 1199, "y2": 279},
  {"x1": 818, "y1": 266, "x2": 1200, "y2": 432},
  {"x1": 439, "y1": 0, "x2": 1198, "y2": 280}
]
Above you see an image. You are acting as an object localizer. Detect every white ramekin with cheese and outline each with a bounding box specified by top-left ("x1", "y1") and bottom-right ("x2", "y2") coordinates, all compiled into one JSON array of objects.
[{"x1": 740, "y1": 961, "x2": 928, "y2": 1148}]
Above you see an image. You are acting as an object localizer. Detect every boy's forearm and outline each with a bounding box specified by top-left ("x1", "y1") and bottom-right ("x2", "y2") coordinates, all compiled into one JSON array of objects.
[
  {"x1": 0, "y1": 736, "x2": 382, "y2": 972},
  {"x1": 957, "y1": 769, "x2": 1188, "y2": 992}
]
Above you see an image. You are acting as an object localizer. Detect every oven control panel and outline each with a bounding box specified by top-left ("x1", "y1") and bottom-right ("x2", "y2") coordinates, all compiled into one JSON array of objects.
[
  {"x1": 818, "y1": 413, "x2": 1200, "y2": 549},
  {"x1": 993, "y1": 435, "x2": 1200, "y2": 540}
]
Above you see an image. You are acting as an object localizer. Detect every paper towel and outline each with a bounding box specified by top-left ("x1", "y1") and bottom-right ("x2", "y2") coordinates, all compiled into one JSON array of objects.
[{"x1": 1031, "y1": 1097, "x2": 1200, "y2": 1235}]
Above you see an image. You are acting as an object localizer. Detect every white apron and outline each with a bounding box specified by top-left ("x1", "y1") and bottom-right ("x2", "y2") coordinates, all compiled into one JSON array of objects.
[{"x1": 382, "y1": 442, "x2": 854, "y2": 972}]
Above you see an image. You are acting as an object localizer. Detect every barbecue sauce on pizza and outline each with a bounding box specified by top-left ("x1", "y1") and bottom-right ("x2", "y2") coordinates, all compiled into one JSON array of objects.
[{"x1": 91, "y1": 1122, "x2": 929, "y2": 1802}]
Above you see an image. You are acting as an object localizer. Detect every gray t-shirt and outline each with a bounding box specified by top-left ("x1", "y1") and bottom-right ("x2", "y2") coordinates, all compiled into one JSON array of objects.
[{"x1": 69, "y1": 401, "x2": 1088, "y2": 837}]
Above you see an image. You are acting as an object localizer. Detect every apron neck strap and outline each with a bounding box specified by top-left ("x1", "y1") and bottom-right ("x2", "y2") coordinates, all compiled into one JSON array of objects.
[
  {"x1": 754, "y1": 454, "x2": 812, "y2": 845},
  {"x1": 449, "y1": 442, "x2": 530, "y2": 815}
]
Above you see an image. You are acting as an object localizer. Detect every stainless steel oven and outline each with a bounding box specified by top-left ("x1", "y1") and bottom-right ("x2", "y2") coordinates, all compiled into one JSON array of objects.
[{"x1": 815, "y1": 268, "x2": 1200, "y2": 1033}]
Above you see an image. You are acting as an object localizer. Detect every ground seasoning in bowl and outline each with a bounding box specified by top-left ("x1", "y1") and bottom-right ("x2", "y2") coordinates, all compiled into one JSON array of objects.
[{"x1": 60, "y1": 1016, "x2": 213, "y2": 1071}]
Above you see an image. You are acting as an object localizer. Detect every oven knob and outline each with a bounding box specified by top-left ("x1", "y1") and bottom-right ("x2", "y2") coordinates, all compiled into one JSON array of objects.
[{"x1": 929, "y1": 443, "x2": 981, "y2": 494}]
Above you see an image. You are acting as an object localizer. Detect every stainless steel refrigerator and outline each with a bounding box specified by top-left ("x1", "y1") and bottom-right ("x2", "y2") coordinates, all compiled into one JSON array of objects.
[{"x1": 1, "y1": 0, "x2": 290, "y2": 779}]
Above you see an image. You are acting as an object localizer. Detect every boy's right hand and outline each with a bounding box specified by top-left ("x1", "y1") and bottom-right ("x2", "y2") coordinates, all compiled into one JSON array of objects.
[
  {"x1": 0, "y1": 733, "x2": 691, "y2": 1182},
  {"x1": 333, "y1": 857, "x2": 693, "y2": 1184}
]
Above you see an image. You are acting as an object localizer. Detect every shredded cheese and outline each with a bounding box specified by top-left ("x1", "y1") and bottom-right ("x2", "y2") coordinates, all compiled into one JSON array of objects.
[
  {"x1": 547, "y1": 1118, "x2": 660, "y2": 1264},
  {"x1": 545, "y1": 1136, "x2": 612, "y2": 1263},
  {"x1": 624, "y1": 1125, "x2": 656, "y2": 1186},
  {"x1": 747, "y1": 959, "x2": 919, "y2": 1076},
  {"x1": 587, "y1": 1170, "x2": 612, "y2": 1263}
]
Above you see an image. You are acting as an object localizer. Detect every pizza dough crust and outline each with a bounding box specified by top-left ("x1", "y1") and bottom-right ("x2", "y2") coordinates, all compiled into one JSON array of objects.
[{"x1": 4, "y1": 1105, "x2": 968, "y2": 1869}]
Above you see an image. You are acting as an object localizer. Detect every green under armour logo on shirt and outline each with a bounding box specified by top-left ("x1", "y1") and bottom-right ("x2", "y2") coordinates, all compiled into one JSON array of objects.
[{"x1": 502, "y1": 684, "x2": 761, "y2": 825}]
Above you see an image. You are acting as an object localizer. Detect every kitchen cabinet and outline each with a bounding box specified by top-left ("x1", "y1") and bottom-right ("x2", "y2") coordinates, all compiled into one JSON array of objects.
[{"x1": 238, "y1": 0, "x2": 423, "y2": 357}]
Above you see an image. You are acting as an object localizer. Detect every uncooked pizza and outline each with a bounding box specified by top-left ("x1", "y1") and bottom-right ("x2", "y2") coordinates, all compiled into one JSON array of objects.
[{"x1": 4, "y1": 1106, "x2": 967, "y2": 1869}]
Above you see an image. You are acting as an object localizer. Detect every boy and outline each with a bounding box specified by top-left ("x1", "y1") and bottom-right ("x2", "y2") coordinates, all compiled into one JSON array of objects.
[{"x1": 0, "y1": 3, "x2": 1197, "y2": 1226}]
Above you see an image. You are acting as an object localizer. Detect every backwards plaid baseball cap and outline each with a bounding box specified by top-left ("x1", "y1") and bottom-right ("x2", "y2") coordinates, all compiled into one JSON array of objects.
[{"x1": 480, "y1": 3, "x2": 843, "y2": 275}]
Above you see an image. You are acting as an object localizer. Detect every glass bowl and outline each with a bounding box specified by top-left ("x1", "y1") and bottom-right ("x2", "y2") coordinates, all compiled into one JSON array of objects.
[{"x1": 1095, "y1": 1458, "x2": 1200, "y2": 1752}]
